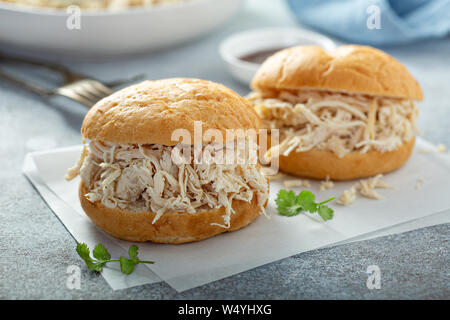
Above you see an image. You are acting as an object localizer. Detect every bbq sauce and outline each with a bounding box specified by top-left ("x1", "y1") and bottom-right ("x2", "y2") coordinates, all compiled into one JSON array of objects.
[{"x1": 239, "y1": 47, "x2": 287, "y2": 64}]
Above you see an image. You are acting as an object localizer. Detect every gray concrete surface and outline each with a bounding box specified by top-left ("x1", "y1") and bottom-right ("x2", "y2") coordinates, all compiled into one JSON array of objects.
[{"x1": 0, "y1": 0, "x2": 449, "y2": 299}]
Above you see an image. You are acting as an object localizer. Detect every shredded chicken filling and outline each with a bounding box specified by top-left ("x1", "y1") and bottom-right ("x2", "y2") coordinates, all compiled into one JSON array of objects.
[
  {"x1": 67, "y1": 140, "x2": 269, "y2": 228},
  {"x1": 247, "y1": 89, "x2": 419, "y2": 158}
]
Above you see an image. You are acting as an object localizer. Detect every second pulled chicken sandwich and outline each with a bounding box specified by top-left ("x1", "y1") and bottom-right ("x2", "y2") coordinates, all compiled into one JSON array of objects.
[
  {"x1": 67, "y1": 78, "x2": 269, "y2": 244},
  {"x1": 247, "y1": 45, "x2": 423, "y2": 180}
]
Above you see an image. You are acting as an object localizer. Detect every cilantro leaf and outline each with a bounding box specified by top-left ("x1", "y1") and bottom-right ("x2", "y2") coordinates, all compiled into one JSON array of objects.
[
  {"x1": 318, "y1": 205, "x2": 334, "y2": 221},
  {"x1": 93, "y1": 243, "x2": 111, "y2": 261},
  {"x1": 275, "y1": 189, "x2": 335, "y2": 221},
  {"x1": 128, "y1": 245, "x2": 139, "y2": 263},
  {"x1": 76, "y1": 243, "x2": 105, "y2": 272},
  {"x1": 75, "y1": 243, "x2": 154, "y2": 275},
  {"x1": 76, "y1": 243, "x2": 91, "y2": 262},
  {"x1": 275, "y1": 190, "x2": 302, "y2": 216},
  {"x1": 296, "y1": 190, "x2": 317, "y2": 213},
  {"x1": 120, "y1": 257, "x2": 135, "y2": 275}
]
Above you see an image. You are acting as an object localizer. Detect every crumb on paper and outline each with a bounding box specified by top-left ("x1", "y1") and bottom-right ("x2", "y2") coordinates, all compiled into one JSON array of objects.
[
  {"x1": 302, "y1": 180, "x2": 311, "y2": 188},
  {"x1": 284, "y1": 179, "x2": 311, "y2": 189},
  {"x1": 358, "y1": 174, "x2": 394, "y2": 199},
  {"x1": 359, "y1": 182, "x2": 383, "y2": 200},
  {"x1": 337, "y1": 186, "x2": 357, "y2": 206},
  {"x1": 415, "y1": 177, "x2": 424, "y2": 190},
  {"x1": 361, "y1": 174, "x2": 394, "y2": 189},
  {"x1": 337, "y1": 174, "x2": 394, "y2": 205},
  {"x1": 319, "y1": 175, "x2": 334, "y2": 192},
  {"x1": 419, "y1": 144, "x2": 447, "y2": 154}
]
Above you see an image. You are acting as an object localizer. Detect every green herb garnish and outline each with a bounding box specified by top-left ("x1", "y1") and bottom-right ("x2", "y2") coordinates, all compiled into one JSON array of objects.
[
  {"x1": 275, "y1": 189, "x2": 335, "y2": 221},
  {"x1": 76, "y1": 243, "x2": 154, "y2": 274}
]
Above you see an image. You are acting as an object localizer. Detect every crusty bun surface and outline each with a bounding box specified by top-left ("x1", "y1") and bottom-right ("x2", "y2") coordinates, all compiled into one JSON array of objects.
[
  {"x1": 79, "y1": 182, "x2": 264, "y2": 244},
  {"x1": 82, "y1": 78, "x2": 261, "y2": 146},
  {"x1": 251, "y1": 45, "x2": 423, "y2": 101},
  {"x1": 277, "y1": 137, "x2": 415, "y2": 181}
]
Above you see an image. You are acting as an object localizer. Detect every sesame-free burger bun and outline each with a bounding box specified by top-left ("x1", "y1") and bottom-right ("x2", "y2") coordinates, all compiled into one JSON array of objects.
[
  {"x1": 278, "y1": 137, "x2": 415, "y2": 181},
  {"x1": 251, "y1": 45, "x2": 423, "y2": 101},
  {"x1": 78, "y1": 78, "x2": 268, "y2": 244},
  {"x1": 253, "y1": 45, "x2": 422, "y2": 180},
  {"x1": 82, "y1": 78, "x2": 261, "y2": 145},
  {"x1": 79, "y1": 182, "x2": 263, "y2": 243}
]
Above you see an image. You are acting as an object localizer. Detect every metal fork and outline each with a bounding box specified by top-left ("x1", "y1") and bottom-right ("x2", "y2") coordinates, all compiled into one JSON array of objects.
[
  {"x1": 0, "y1": 53, "x2": 143, "y2": 107},
  {"x1": 55, "y1": 79, "x2": 113, "y2": 107}
]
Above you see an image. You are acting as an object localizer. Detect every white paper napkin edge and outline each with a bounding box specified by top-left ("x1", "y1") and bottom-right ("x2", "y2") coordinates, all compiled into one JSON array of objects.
[{"x1": 22, "y1": 154, "x2": 162, "y2": 291}]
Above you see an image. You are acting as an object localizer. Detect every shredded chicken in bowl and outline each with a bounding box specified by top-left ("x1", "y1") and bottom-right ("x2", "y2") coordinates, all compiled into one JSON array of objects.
[
  {"x1": 67, "y1": 140, "x2": 269, "y2": 228},
  {"x1": 246, "y1": 89, "x2": 419, "y2": 158},
  {"x1": 1, "y1": 0, "x2": 191, "y2": 9}
]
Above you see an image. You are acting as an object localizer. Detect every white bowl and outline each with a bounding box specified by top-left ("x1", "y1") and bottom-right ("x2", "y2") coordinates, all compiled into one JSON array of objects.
[
  {"x1": 0, "y1": 0, "x2": 242, "y2": 56},
  {"x1": 219, "y1": 27, "x2": 337, "y2": 86}
]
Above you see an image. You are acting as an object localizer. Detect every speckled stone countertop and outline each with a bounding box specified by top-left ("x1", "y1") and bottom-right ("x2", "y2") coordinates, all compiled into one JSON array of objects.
[{"x1": 0, "y1": 0, "x2": 449, "y2": 299}]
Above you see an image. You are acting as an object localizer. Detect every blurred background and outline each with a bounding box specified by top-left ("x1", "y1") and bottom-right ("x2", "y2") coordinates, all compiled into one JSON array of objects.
[{"x1": 0, "y1": 0, "x2": 449, "y2": 149}]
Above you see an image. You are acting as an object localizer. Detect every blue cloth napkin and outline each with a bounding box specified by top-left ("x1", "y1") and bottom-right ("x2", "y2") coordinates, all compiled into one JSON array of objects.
[{"x1": 286, "y1": 0, "x2": 450, "y2": 45}]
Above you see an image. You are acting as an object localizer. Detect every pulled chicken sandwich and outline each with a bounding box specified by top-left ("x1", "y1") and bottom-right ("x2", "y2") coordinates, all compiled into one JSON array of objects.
[
  {"x1": 247, "y1": 45, "x2": 423, "y2": 180},
  {"x1": 67, "y1": 78, "x2": 269, "y2": 244}
]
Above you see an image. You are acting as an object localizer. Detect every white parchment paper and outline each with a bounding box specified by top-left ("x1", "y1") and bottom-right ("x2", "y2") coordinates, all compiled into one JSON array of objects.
[
  {"x1": 23, "y1": 138, "x2": 450, "y2": 292},
  {"x1": 23, "y1": 155, "x2": 162, "y2": 290}
]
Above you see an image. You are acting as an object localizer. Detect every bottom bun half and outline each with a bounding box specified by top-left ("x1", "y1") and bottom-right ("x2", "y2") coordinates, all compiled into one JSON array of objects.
[
  {"x1": 79, "y1": 182, "x2": 265, "y2": 244},
  {"x1": 278, "y1": 137, "x2": 415, "y2": 181}
]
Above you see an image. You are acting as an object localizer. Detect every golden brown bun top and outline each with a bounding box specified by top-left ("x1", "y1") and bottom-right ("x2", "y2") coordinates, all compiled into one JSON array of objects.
[
  {"x1": 82, "y1": 78, "x2": 261, "y2": 145},
  {"x1": 251, "y1": 45, "x2": 423, "y2": 101}
]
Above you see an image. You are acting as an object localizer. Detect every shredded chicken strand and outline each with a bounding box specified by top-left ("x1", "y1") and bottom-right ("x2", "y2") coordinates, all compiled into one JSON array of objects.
[
  {"x1": 419, "y1": 144, "x2": 447, "y2": 154},
  {"x1": 67, "y1": 140, "x2": 269, "y2": 228},
  {"x1": 319, "y1": 176, "x2": 334, "y2": 192},
  {"x1": 337, "y1": 174, "x2": 393, "y2": 205},
  {"x1": 247, "y1": 89, "x2": 419, "y2": 158},
  {"x1": 283, "y1": 179, "x2": 310, "y2": 189},
  {"x1": 415, "y1": 177, "x2": 425, "y2": 190},
  {"x1": 337, "y1": 186, "x2": 357, "y2": 206}
]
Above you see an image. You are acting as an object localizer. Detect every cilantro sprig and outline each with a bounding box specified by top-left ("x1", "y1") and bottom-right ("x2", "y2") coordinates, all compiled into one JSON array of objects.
[
  {"x1": 76, "y1": 243, "x2": 154, "y2": 274},
  {"x1": 275, "y1": 190, "x2": 335, "y2": 221}
]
